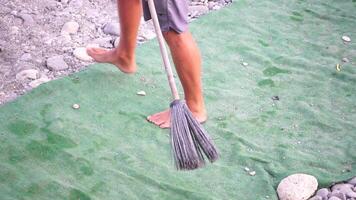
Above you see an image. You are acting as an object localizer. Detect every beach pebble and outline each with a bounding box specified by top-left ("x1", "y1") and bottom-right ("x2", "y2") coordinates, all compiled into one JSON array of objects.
[
  {"x1": 73, "y1": 47, "x2": 93, "y2": 61},
  {"x1": 309, "y1": 196, "x2": 322, "y2": 200},
  {"x1": 277, "y1": 173, "x2": 318, "y2": 200},
  {"x1": 242, "y1": 62, "x2": 249, "y2": 66},
  {"x1": 29, "y1": 75, "x2": 50, "y2": 88},
  {"x1": 330, "y1": 190, "x2": 346, "y2": 200},
  {"x1": 348, "y1": 177, "x2": 356, "y2": 185},
  {"x1": 16, "y1": 69, "x2": 39, "y2": 81},
  {"x1": 342, "y1": 36, "x2": 351, "y2": 42},
  {"x1": 342, "y1": 58, "x2": 350, "y2": 63},
  {"x1": 61, "y1": 21, "x2": 79, "y2": 34},
  {"x1": 72, "y1": 104, "x2": 80, "y2": 109},
  {"x1": 316, "y1": 188, "x2": 330, "y2": 198},
  {"x1": 137, "y1": 91, "x2": 146, "y2": 96},
  {"x1": 332, "y1": 183, "x2": 354, "y2": 193},
  {"x1": 18, "y1": 13, "x2": 35, "y2": 26},
  {"x1": 329, "y1": 197, "x2": 342, "y2": 200},
  {"x1": 19, "y1": 53, "x2": 32, "y2": 61},
  {"x1": 46, "y1": 55, "x2": 68, "y2": 71},
  {"x1": 271, "y1": 95, "x2": 280, "y2": 101},
  {"x1": 249, "y1": 171, "x2": 256, "y2": 176},
  {"x1": 103, "y1": 22, "x2": 120, "y2": 36}
]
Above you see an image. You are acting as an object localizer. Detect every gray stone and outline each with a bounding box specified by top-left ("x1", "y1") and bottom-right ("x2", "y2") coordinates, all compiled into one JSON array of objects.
[
  {"x1": 69, "y1": 0, "x2": 83, "y2": 8},
  {"x1": 332, "y1": 184, "x2": 354, "y2": 194},
  {"x1": 316, "y1": 188, "x2": 330, "y2": 199},
  {"x1": 348, "y1": 177, "x2": 356, "y2": 185},
  {"x1": 277, "y1": 173, "x2": 318, "y2": 200},
  {"x1": 103, "y1": 22, "x2": 120, "y2": 36},
  {"x1": 16, "y1": 69, "x2": 39, "y2": 81},
  {"x1": 330, "y1": 190, "x2": 346, "y2": 200},
  {"x1": 309, "y1": 196, "x2": 322, "y2": 200},
  {"x1": 347, "y1": 191, "x2": 356, "y2": 198},
  {"x1": 20, "y1": 53, "x2": 32, "y2": 61},
  {"x1": 329, "y1": 197, "x2": 342, "y2": 200},
  {"x1": 342, "y1": 58, "x2": 350, "y2": 63},
  {"x1": 46, "y1": 55, "x2": 68, "y2": 71},
  {"x1": 29, "y1": 75, "x2": 50, "y2": 88},
  {"x1": 73, "y1": 47, "x2": 93, "y2": 61},
  {"x1": 61, "y1": 21, "x2": 79, "y2": 34},
  {"x1": 18, "y1": 13, "x2": 35, "y2": 26}
]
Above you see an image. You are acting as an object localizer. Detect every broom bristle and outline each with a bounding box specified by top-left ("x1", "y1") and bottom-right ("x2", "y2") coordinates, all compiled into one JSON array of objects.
[
  {"x1": 170, "y1": 100, "x2": 205, "y2": 170},
  {"x1": 170, "y1": 100, "x2": 219, "y2": 170}
]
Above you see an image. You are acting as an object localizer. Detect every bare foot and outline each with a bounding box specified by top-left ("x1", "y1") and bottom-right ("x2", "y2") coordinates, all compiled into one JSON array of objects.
[
  {"x1": 86, "y1": 47, "x2": 137, "y2": 74},
  {"x1": 147, "y1": 109, "x2": 207, "y2": 129}
]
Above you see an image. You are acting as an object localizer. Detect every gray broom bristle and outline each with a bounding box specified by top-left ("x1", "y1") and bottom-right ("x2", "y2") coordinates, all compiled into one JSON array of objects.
[{"x1": 170, "y1": 100, "x2": 219, "y2": 170}]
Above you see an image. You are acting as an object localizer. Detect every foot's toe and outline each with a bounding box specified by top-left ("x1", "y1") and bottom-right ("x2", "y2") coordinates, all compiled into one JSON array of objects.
[
  {"x1": 147, "y1": 109, "x2": 171, "y2": 129},
  {"x1": 159, "y1": 121, "x2": 170, "y2": 129}
]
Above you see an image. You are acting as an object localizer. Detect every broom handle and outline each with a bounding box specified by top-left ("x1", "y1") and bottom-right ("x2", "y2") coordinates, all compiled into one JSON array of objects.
[{"x1": 147, "y1": 0, "x2": 180, "y2": 100}]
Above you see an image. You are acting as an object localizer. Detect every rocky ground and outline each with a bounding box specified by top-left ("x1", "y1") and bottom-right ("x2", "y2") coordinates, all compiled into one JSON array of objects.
[{"x1": 0, "y1": 0, "x2": 232, "y2": 105}]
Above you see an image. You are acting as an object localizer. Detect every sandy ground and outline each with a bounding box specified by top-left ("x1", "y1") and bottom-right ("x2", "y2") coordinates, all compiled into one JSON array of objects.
[{"x1": 0, "y1": 0, "x2": 232, "y2": 105}]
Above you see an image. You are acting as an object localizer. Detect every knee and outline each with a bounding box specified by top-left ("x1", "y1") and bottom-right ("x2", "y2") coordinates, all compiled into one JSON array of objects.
[{"x1": 163, "y1": 30, "x2": 186, "y2": 48}]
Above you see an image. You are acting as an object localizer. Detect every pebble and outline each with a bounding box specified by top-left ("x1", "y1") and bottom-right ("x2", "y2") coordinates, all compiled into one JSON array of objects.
[
  {"x1": 244, "y1": 167, "x2": 250, "y2": 172},
  {"x1": 137, "y1": 91, "x2": 146, "y2": 96},
  {"x1": 103, "y1": 22, "x2": 120, "y2": 36},
  {"x1": 10, "y1": 26, "x2": 19, "y2": 34},
  {"x1": 19, "y1": 53, "x2": 32, "y2": 61},
  {"x1": 329, "y1": 197, "x2": 341, "y2": 200},
  {"x1": 114, "y1": 37, "x2": 120, "y2": 48},
  {"x1": 309, "y1": 196, "x2": 322, "y2": 200},
  {"x1": 249, "y1": 171, "x2": 256, "y2": 176},
  {"x1": 29, "y1": 75, "x2": 50, "y2": 88},
  {"x1": 342, "y1": 58, "x2": 350, "y2": 63},
  {"x1": 73, "y1": 47, "x2": 93, "y2": 61},
  {"x1": 61, "y1": 21, "x2": 79, "y2": 34},
  {"x1": 242, "y1": 62, "x2": 249, "y2": 66},
  {"x1": 72, "y1": 104, "x2": 80, "y2": 109},
  {"x1": 271, "y1": 95, "x2": 280, "y2": 101},
  {"x1": 316, "y1": 188, "x2": 330, "y2": 199},
  {"x1": 329, "y1": 190, "x2": 346, "y2": 200},
  {"x1": 18, "y1": 13, "x2": 35, "y2": 26},
  {"x1": 16, "y1": 69, "x2": 39, "y2": 81},
  {"x1": 342, "y1": 35, "x2": 351, "y2": 42},
  {"x1": 46, "y1": 55, "x2": 69, "y2": 71},
  {"x1": 348, "y1": 177, "x2": 356, "y2": 185},
  {"x1": 277, "y1": 173, "x2": 318, "y2": 200}
]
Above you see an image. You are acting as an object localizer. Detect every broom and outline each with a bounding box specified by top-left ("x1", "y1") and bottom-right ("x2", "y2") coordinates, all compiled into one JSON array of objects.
[{"x1": 147, "y1": 0, "x2": 219, "y2": 170}]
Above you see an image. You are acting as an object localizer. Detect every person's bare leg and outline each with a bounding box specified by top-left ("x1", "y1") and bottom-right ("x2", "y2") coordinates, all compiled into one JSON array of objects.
[
  {"x1": 147, "y1": 30, "x2": 207, "y2": 128},
  {"x1": 86, "y1": 0, "x2": 141, "y2": 73}
]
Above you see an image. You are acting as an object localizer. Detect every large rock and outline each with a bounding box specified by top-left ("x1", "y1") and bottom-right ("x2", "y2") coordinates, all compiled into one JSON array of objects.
[
  {"x1": 46, "y1": 55, "x2": 68, "y2": 71},
  {"x1": 277, "y1": 173, "x2": 318, "y2": 200}
]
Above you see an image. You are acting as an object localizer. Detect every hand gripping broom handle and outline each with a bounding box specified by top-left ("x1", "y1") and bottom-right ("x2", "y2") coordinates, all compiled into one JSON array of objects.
[{"x1": 147, "y1": 0, "x2": 180, "y2": 100}]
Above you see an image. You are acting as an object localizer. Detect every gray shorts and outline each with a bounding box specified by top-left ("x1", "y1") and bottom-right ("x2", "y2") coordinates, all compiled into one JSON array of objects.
[{"x1": 142, "y1": 0, "x2": 189, "y2": 33}]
